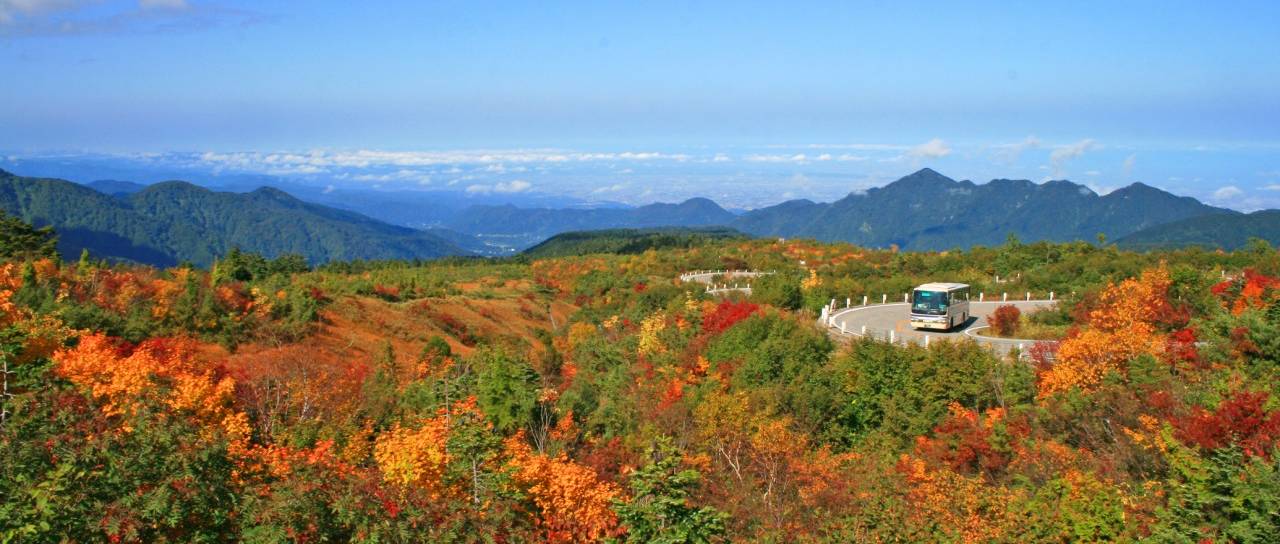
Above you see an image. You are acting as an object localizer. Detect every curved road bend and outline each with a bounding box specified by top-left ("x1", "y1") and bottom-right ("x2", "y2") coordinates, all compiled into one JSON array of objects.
[
  {"x1": 679, "y1": 270, "x2": 772, "y2": 285},
  {"x1": 825, "y1": 300, "x2": 1057, "y2": 355}
]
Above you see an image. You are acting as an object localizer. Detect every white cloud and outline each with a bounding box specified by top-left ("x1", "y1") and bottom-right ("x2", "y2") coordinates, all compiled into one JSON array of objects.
[
  {"x1": 1212, "y1": 185, "x2": 1243, "y2": 200},
  {"x1": 1049, "y1": 139, "x2": 1099, "y2": 176},
  {"x1": 194, "y1": 149, "x2": 693, "y2": 172},
  {"x1": 908, "y1": 138, "x2": 951, "y2": 160},
  {"x1": 466, "y1": 180, "x2": 532, "y2": 194},
  {"x1": 1050, "y1": 139, "x2": 1098, "y2": 163},
  {"x1": 0, "y1": 0, "x2": 87, "y2": 24},
  {"x1": 745, "y1": 153, "x2": 808, "y2": 163},
  {"x1": 787, "y1": 143, "x2": 908, "y2": 151},
  {"x1": 991, "y1": 136, "x2": 1040, "y2": 163},
  {"x1": 591, "y1": 183, "x2": 627, "y2": 194},
  {"x1": 1263, "y1": 184, "x2": 1280, "y2": 191},
  {"x1": 1122, "y1": 153, "x2": 1137, "y2": 178},
  {"x1": 711, "y1": 153, "x2": 731, "y2": 163}
]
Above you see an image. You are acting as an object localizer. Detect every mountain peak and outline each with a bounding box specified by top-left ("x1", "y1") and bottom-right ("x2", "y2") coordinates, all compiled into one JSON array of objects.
[
  {"x1": 1115, "y1": 181, "x2": 1158, "y2": 192},
  {"x1": 881, "y1": 168, "x2": 956, "y2": 191},
  {"x1": 906, "y1": 167, "x2": 951, "y2": 180},
  {"x1": 140, "y1": 180, "x2": 208, "y2": 194},
  {"x1": 676, "y1": 197, "x2": 727, "y2": 211},
  {"x1": 250, "y1": 186, "x2": 297, "y2": 200}
]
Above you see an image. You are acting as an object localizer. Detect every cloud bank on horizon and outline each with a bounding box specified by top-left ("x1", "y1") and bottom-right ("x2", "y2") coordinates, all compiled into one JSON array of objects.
[{"x1": 5, "y1": 139, "x2": 1280, "y2": 212}]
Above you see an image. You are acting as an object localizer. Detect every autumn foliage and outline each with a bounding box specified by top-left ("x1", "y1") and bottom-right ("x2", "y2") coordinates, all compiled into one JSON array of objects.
[
  {"x1": 989, "y1": 304, "x2": 1021, "y2": 337},
  {"x1": 6, "y1": 231, "x2": 1280, "y2": 542},
  {"x1": 1173, "y1": 390, "x2": 1280, "y2": 459},
  {"x1": 1038, "y1": 266, "x2": 1174, "y2": 396},
  {"x1": 701, "y1": 300, "x2": 761, "y2": 335}
]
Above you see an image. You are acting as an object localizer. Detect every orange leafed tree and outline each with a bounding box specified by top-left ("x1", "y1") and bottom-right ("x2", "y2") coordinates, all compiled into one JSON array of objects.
[
  {"x1": 506, "y1": 434, "x2": 621, "y2": 542},
  {"x1": 53, "y1": 333, "x2": 250, "y2": 450},
  {"x1": 373, "y1": 409, "x2": 453, "y2": 496},
  {"x1": 1039, "y1": 267, "x2": 1172, "y2": 397}
]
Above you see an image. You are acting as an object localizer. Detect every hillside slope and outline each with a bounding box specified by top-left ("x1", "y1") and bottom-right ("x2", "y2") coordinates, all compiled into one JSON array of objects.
[
  {"x1": 0, "y1": 169, "x2": 469, "y2": 266},
  {"x1": 1116, "y1": 209, "x2": 1280, "y2": 250},
  {"x1": 522, "y1": 226, "x2": 749, "y2": 258}
]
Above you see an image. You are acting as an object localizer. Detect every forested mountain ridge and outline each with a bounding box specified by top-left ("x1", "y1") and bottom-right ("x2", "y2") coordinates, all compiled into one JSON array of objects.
[
  {"x1": 729, "y1": 168, "x2": 1236, "y2": 249},
  {"x1": 0, "y1": 169, "x2": 468, "y2": 266},
  {"x1": 1116, "y1": 209, "x2": 1280, "y2": 250},
  {"x1": 437, "y1": 168, "x2": 1238, "y2": 251}
]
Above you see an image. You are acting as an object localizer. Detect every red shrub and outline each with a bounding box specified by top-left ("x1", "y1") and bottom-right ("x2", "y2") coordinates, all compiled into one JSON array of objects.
[
  {"x1": 1027, "y1": 340, "x2": 1059, "y2": 372},
  {"x1": 989, "y1": 304, "x2": 1021, "y2": 337},
  {"x1": 1213, "y1": 269, "x2": 1280, "y2": 315},
  {"x1": 914, "y1": 405, "x2": 1009, "y2": 476},
  {"x1": 1164, "y1": 328, "x2": 1203, "y2": 369},
  {"x1": 1173, "y1": 391, "x2": 1280, "y2": 459},
  {"x1": 701, "y1": 300, "x2": 761, "y2": 335}
]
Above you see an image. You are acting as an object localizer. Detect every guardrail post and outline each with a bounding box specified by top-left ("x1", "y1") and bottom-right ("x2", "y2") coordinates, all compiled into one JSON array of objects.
[
  {"x1": 1049, "y1": 291, "x2": 1054, "y2": 300},
  {"x1": 840, "y1": 322, "x2": 846, "y2": 334},
  {"x1": 881, "y1": 294, "x2": 887, "y2": 304},
  {"x1": 979, "y1": 292, "x2": 984, "y2": 302},
  {"x1": 903, "y1": 293, "x2": 908, "y2": 303},
  {"x1": 846, "y1": 297, "x2": 851, "y2": 308},
  {"x1": 861, "y1": 325, "x2": 866, "y2": 335},
  {"x1": 924, "y1": 335, "x2": 930, "y2": 347},
  {"x1": 1025, "y1": 292, "x2": 1030, "y2": 301},
  {"x1": 862, "y1": 295, "x2": 868, "y2": 306},
  {"x1": 889, "y1": 330, "x2": 895, "y2": 343},
  {"x1": 1002, "y1": 292, "x2": 1007, "y2": 302}
]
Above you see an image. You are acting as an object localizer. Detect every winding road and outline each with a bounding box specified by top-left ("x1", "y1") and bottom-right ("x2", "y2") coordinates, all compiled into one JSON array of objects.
[
  {"x1": 824, "y1": 300, "x2": 1057, "y2": 355},
  {"x1": 680, "y1": 270, "x2": 772, "y2": 296}
]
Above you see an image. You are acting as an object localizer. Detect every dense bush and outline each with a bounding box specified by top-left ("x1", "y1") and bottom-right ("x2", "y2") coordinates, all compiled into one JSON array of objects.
[{"x1": 990, "y1": 304, "x2": 1021, "y2": 336}]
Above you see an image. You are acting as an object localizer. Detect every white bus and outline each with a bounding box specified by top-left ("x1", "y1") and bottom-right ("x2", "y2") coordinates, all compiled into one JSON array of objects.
[{"x1": 910, "y1": 282, "x2": 970, "y2": 331}]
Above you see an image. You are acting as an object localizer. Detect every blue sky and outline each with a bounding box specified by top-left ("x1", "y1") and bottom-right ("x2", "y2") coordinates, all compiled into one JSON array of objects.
[{"x1": 2, "y1": 1, "x2": 1280, "y2": 209}]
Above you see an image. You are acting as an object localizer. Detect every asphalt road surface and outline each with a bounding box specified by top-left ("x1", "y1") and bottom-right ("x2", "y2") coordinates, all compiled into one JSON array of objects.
[{"x1": 825, "y1": 300, "x2": 1058, "y2": 354}]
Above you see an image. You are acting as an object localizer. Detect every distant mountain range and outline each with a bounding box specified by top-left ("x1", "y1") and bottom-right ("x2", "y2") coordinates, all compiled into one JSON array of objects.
[
  {"x1": 1116, "y1": 210, "x2": 1280, "y2": 250},
  {"x1": 728, "y1": 168, "x2": 1236, "y2": 250},
  {"x1": 0, "y1": 169, "x2": 468, "y2": 266},
  {"x1": 0, "y1": 167, "x2": 1269, "y2": 266},
  {"x1": 448, "y1": 168, "x2": 1245, "y2": 251}
]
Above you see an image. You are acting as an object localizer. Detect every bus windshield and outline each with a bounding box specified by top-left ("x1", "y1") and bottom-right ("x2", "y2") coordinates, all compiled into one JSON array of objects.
[{"x1": 912, "y1": 290, "x2": 949, "y2": 314}]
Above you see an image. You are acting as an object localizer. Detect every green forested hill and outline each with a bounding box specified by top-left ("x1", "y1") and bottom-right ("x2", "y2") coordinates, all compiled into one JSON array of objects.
[
  {"x1": 522, "y1": 226, "x2": 749, "y2": 258},
  {"x1": 1116, "y1": 209, "x2": 1280, "y2": 250},
  {"x1": 0, "y1": 169, "x2": 468, "y2": 266}
]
